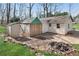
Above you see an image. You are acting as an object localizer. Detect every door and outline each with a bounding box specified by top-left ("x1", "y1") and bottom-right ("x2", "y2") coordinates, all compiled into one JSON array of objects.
[{"x1": 30, "y1": 24, "x2": 42, "y2": 36}]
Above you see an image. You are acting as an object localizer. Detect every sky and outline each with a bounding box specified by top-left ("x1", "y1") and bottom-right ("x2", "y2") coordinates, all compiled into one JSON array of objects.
[
  {"x1": 31, "y1": 3, "x2": 79, "y2": 17},
  {"x1": 60, "y1": 3, "x2": 79, "y2": 16},
  {"x1": 1, "y1": 3, "x2": 79, "y2": 18}
]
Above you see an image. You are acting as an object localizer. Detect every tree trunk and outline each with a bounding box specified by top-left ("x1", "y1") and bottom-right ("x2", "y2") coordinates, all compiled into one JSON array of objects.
[
  {"x1": 69, "y1": 4, "x2": 71, "y2": 16},
  {"x1": 1, "y1": 16, "x2": 4, "y2": 24},
  {"x1": 49, "y1": 4, "x2": 52, "y2": 17},
  {"x1": 13, "y1": 3, "x2": 16, "y2": 18},
  {"x1": 44, "y1": 7, "x2": 45, "y2": 17},
  {"x1": 6, "y1": 3, "x2": 10, "y2": 24},
  {"x1": 29, "y1": 3, "x2": 32, "y2": 18},
  {"x1": 45, "y1": 3, "x2": 48, "y2": 17},
  {"x1": 54, "y1": 4, "x2": 57, "y2": 15}
]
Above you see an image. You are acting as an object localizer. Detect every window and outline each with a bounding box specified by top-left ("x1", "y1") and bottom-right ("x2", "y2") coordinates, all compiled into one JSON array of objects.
[
  {"x1": 49, "y1": 23, "x2": 51, "y2": 27},
  {"x1": 57, "y1": 24, "x2": 60, "y2": 28}
]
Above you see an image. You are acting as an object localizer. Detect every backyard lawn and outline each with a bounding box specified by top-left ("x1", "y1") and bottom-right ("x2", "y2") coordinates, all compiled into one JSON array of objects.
[
  {"x1": 0, "y1": 25, "x2": 61, "y2": 56},
  {"x1": 0, "y1": 36, "x2": 62, "y2": 56},
  {"x1": 0, "y1": 25, "x2": 6, "y2": 33},
  {"x1": 72, "y1": 23, "x2": 79, "y2": 30},
  {"x1": 0, "y1": 25, "x2": 36, "y2": 56},
  {"x1": 0, "y1": 36, "x2": 36, "y2": 56},
  {"x1": 0, "y1": 25, "x2": 79, "y2": 56}
]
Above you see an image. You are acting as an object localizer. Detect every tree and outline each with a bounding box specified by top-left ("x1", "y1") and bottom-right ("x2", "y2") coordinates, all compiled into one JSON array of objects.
[
  {"x1": 53, "y1": 3, "x2": 58, "y2": 15},
  {"x1": 23, "y1": 4, "x2": 28, "y2": 19},
  {"x1": 48, "y1": 3, "x2": 53, "y2": 17},
  {"x1": 35, "y1": 4, "x2": 42, "y2": 18},
  {"x1": 13, "y1": 3, "x2": 16, "y2": 18},
  {"x1": 19, "y1": 3, "x2": 24, "y2": 20},
  {"x1": 69, "y1": 4, "x2": 72, "y2": 16},
  {"x1": 41, "y1": 3, "x2": 49, "y2": 17},
  {"x1": 6, "y1": 3, "x2": 11, "y2": 24},
  {"x1": 54, "y1": 12, "x2": 68, "y2": 16},
  {"x1": 10, "y1": 17, "x2": 20, "y2": 22},
  {"x1": 28, "y1": 3, "x2": 34, "y2": 18},
  {"x1": 18, "y1": 3, "x2": 29, "y2": 20},
  {"x1": 0, "y1": 4, "x2": 5, "y2": 24}
]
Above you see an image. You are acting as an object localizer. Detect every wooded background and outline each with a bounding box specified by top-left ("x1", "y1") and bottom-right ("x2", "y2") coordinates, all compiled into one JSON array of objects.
[{"x1": 0, "y1": 3, "x2": 73, "y2": 24}]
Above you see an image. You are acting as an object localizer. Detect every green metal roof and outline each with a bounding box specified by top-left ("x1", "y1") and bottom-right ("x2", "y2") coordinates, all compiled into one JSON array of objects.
[{"x1": 31, "y1": 17, "x2": 42, "y2": 24}]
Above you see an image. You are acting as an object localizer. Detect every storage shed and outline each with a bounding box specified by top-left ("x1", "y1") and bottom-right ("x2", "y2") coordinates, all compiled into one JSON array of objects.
[
  {"x1": 30, "y1": 17, "x2": 42, "y2": 36},
  {"x1": 7, "y1": 17, "x2": 42, "y2": 37}
]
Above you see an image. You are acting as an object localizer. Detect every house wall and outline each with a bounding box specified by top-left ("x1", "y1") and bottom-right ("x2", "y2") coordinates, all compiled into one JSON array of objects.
[
  {"x1": 64, "y1": 24, "x2": 72, "y2": 33},
  {"x1": 42, "y1": 20, "x2": 49, "y2": 33},
  {"x1": 48, "y1": 23, "x2": 72, "y2": 34},
  {"x1": 8, "y1": 24, "x2": 22, "y2": 37},
  {"x1": 7, "y1": 24, "x2": 30, "y2": 37},
  {"x1": 7, "y1": 26, "x2": 11, "y2": 35},
  {"x1": 20, "y1": 24, "x2": 30, "y2": 37}
]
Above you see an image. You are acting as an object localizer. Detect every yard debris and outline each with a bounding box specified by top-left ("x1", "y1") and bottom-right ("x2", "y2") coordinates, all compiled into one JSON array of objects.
[
  {"x1": 5, "y1": 34, "x2": 79, "y2": 56},
  {"x1": 49, "y1": 41, "x2": 78, "y2": 55}
]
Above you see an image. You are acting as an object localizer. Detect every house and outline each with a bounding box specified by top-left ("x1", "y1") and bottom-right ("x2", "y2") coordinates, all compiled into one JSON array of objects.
[
  {"x1": 7, "y1": 15, "x2": 73, "y2": 37},
  {"x1": 41, "y1": 15, "x2": 73, "y2": 34},
  {"x1": 7, "y1": 17, "x2": 42, "y2": 37}
]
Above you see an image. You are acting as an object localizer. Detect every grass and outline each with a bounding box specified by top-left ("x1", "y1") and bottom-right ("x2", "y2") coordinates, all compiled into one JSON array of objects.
[
  {"x1": 72, "y1": 44, "x2": 79, "y2": 51},
  {"x1": 0, "y1": 25, "x2": 62, "y2": 56},
  {"x1": 0, "y1": 25, "x2": 6, "y2": 33},
  {"x1": 72, "y1": 23, "x2": 79, "y2": 30},
  {"x1": 0, "y1": 24, "x2": 35, "y2": 56},
  {"x1": 0, "y1": 36, "x2": 63, "y2": 56},
  {"x1": 0, "y1": 36, "x2": 36, "y2": 56},
  {"x1": 0, "y1": 25, "x2": 79, "y2": 56},
  {"x1": 72, "y1": 44, "x2": 79, "y2": 55}
]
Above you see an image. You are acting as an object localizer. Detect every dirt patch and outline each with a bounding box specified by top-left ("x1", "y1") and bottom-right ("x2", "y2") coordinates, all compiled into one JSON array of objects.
[
  {"x1": 32, "y1": 32, "x2": 55, "y2": 40},
  {"x1": 13, "y1": 37, "x2": 31, "y2": 42},
  {"x1": 34, "y1": 36, "x2": 47, "y2": 40},
  {"x1": 67, "y1": 31, "x2": 79, "y2": 38}
]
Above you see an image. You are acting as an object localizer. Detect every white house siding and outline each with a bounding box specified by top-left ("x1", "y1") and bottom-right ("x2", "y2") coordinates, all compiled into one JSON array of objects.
[
  {"x1": 7, "y1": 24, "x2": 30, "y2": 37},
  {"x1": 10, "y1": 24, "x2": 22, "y2": 37},
  {"x1": 49, "y1": 24, "x2": 69, "y2": 34},
  {"x1": 20, "y1": 24, "x2": 30, "y2": 37},
  {"x1": 58, "y1": 24, "x2": 65, "y2": 34},
  {"x1": 60, "y1": 24, "x2": 68, "y2": 34},
  {"x1": 25, "y1": 24, "x2": 30, "y2": 37},
  {"x1": 48, "y1": 24, "x2": 56, "y2": 33},
  {"x1": 64, "y1": 24, "x2": 72, "y2": 33},
  {"x1": 42, "y1": 20, "x2": 49, "y2": 33},
  {"x1": 20, "y1": 24, "x2": 30, "y2": 33},
  {"x1": 7, "y1": 26, "x2": 11, "y2": 35}
]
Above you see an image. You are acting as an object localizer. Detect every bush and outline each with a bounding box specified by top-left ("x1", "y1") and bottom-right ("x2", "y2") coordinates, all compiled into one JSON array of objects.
[{"x1": 10, "y1": 17, "x2": 20, "y2": 22}]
